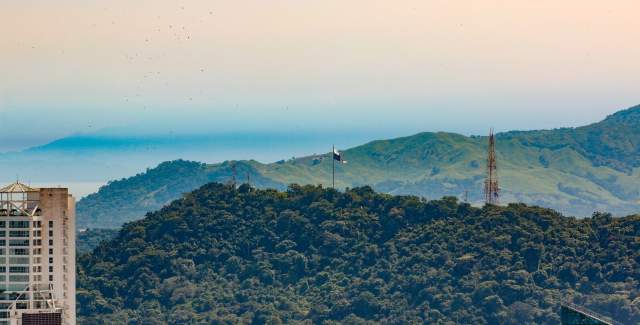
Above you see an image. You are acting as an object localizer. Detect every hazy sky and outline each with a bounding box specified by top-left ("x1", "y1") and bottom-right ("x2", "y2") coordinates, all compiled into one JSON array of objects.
[{"x1": 1, "y1": 0, "x2": 639, "y2": 151}]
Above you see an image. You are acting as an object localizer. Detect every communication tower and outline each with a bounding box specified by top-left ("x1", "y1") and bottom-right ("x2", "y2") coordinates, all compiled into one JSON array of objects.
[{"x1": 484, "y1": 129, "x2": 499, "y2": 205}]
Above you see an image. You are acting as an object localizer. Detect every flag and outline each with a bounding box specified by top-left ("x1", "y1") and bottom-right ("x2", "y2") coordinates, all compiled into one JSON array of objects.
[{"x1": 333, "y1": 148, "x2": 347, "y2": 164}]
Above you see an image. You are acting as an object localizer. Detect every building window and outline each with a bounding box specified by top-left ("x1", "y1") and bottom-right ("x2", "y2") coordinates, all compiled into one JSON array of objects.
[
  {"x1": 9, "y1": 240, "x2": 29, "y2": 247},
  {"x1": 48, "y1": 240, "x2": 53, "y2": 245},
  {"x1": 32, "y1": 239, "x2": 42, "y2": 246},
  {"x1": 48, "y1": 266, "x2": 53, "y2": 273},
  {"x1": 11, "y1": 248, "x2": 28, "y2": 255},
  {"x1": 49, "y1": 230, "x2": 53, "y2": 237},
  {"x1": 49, "y1": 275, "x2": 53, "y2": 281},
  {"x1": 48, "y1": 248, "x2": 53, "y2": 255},
  {"x1": 9, "y1": 221, "x2": 29, "y2": 228},
  {"x1": 9, "y1": 266, "x2": 28, "y2": 273},
  {"x1": 9, "y1": 231, "x2": 29, "y2": 238},
  {"x1": 0, "y1": 221, "x2": 5, "y2": 228},
  {"x1": 8, "y1": 257, "x2": 29, "y2": 265},
  {"x1": 33, "y1": 221, "x2": 41, "y2": 228},
  {"x1": 49, "y1": 257, "x2": 53, "y2": 264},
  {"x1": 9, "y1": 275, "x2": 29, "y2": 282},
  {"x1": 48, "y1": 221, "x2": 53, "y2": 228},
  {"x1": 33, "y1": 248, "x2": 42, "y2": 255}
]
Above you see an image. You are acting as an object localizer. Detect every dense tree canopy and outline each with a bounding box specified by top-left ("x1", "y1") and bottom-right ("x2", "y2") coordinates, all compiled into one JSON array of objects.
[
  {"x1": 77, "y1": 228, "x2": 119, "y2": 254},
  {"x1": 77, "y1": 183, "x2": 640, "y2": 324}
]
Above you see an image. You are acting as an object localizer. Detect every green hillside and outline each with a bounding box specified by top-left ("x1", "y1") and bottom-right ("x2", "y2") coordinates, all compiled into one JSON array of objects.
[
  {"x1": 77, "y1": 183, "x2": 640, "y2": 324},
  {"x1": 77, "y1": 160, "x2": 282, "y2": 228},
  {"x1": 77, "y1": 229, "x2": 119, "y2": 254},
  {"x1": 77, "y1": 105, "x2": 640, "y2": 228},
  {"x1": 247, "y1": 105, "x2": 640, "y2": 217}
]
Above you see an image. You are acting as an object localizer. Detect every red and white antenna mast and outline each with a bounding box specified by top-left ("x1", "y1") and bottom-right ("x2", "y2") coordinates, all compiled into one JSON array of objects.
[{"x1": 484, "y1": 128, "x2": 499, "y2": 205}]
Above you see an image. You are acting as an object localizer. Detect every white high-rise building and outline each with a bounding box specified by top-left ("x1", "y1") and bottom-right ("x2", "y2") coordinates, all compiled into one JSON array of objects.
[{"x1": 0, "y1": 183, "x2": 75, "y2": 325}]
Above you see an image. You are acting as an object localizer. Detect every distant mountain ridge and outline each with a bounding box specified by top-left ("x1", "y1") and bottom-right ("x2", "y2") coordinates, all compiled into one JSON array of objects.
[
  {"x1": 77, "y1": 104, "x2": 640, "y2": 228},
  {"x1": 0, "y1": 130, "x2": 367, "y2": 182},
  {"x1": 501, "y1": 104, "x2": 640, "y2": 172}
]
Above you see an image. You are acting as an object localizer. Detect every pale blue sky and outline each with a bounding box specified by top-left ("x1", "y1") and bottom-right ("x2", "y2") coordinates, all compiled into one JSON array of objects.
[{"x1": 1, "y1": 0, "x2": 638, "y2": 151}]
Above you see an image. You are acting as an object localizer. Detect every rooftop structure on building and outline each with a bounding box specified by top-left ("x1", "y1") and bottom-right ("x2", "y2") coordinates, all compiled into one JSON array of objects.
[{"x1": 0, "y1": 182, "x2": 75, "y2": 325}]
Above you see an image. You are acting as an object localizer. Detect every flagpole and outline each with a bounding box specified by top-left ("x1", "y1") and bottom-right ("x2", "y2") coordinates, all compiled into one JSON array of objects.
[{"x1": 332, "y1": 145, "x2": 335, "y2": 189}]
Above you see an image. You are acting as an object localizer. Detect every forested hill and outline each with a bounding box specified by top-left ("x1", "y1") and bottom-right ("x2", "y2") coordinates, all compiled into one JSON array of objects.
[
  {"x1": 77, "y1": 104, "x2": 640, "y2": 228},
  {"x1": 77, "y1": 229, "x2": 119, "y2": 254},
  {"x1": 76, "y1": 159, "x2": 281, "y2": 228},
  {"x1": 77, "y1": 183, "x2": 640, "y2": 324}
]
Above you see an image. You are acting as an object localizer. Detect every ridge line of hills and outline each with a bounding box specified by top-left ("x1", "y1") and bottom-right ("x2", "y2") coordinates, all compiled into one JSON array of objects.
[{"x1": 77, "y1": 104, "x2": 640, "y2": 229}]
